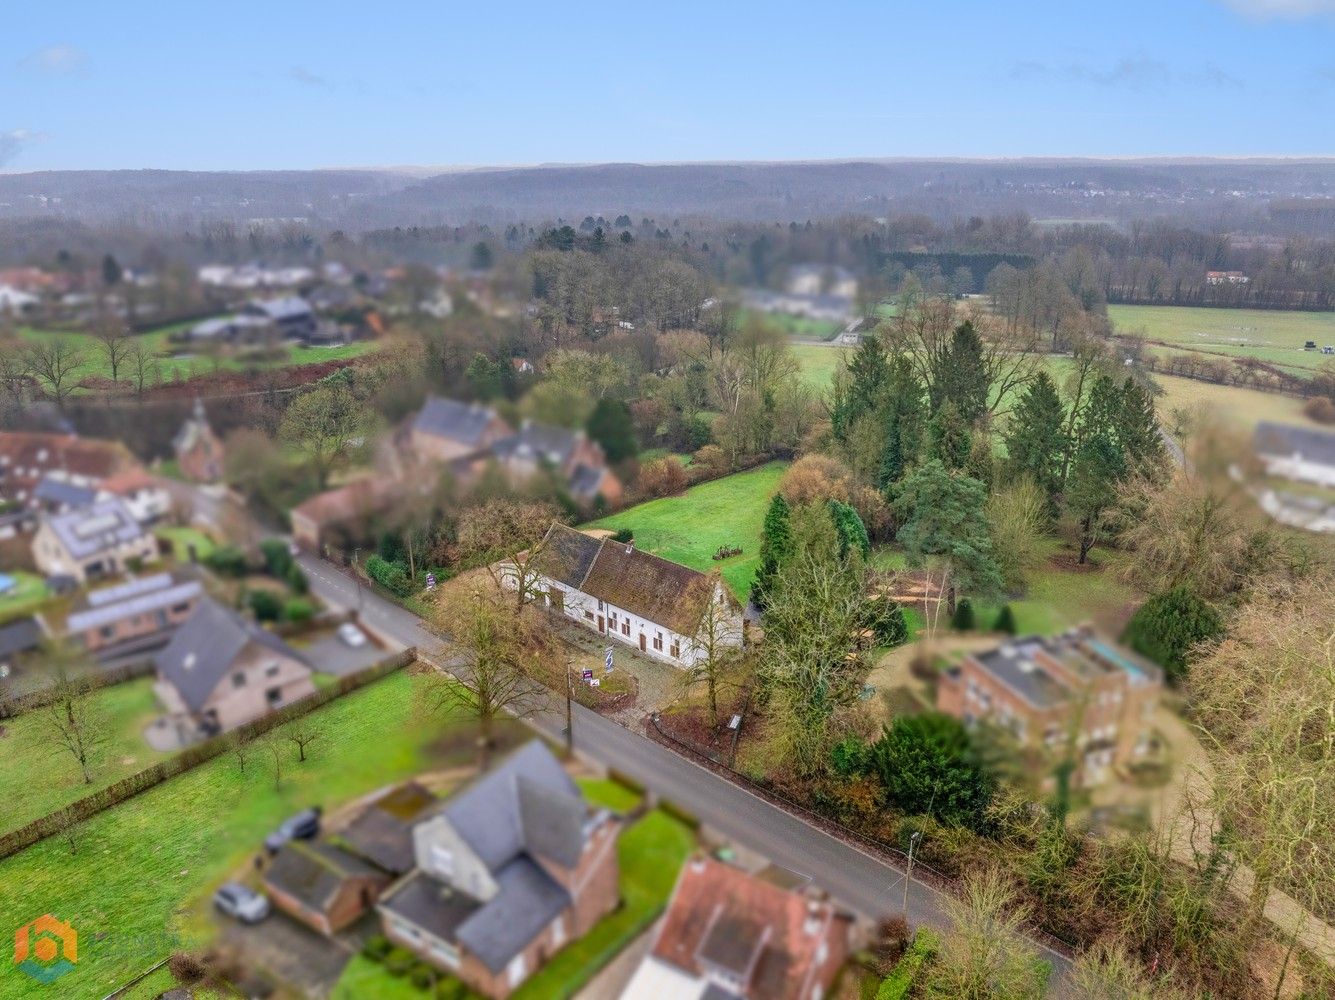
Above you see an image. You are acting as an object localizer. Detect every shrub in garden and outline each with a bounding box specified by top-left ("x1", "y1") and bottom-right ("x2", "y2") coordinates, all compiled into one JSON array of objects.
[
  {"x1": 247, "y1": 589, "x2": 283, "y2": 621},
  {"x1": 830, "y1": 735, "x2": 870, "y2": 777},
  {"x1": 638, "y1": 456, "x2": 689, "y2": 498},
  {"x1": 205, "y1": 545, "x2": 248, "y2": 577},
  {"x1": 286, "y1": 562, "x2": 309, "y2": 595},
  {"x1": 993, "y1": 604, "x2": 1017, "y2": 634},
  {"x1": 1121, "y1": 586, "x2": 1223, "y2": 684},
  {"x1": 436, "y1": 978, "x2": 466, "y2": 1000},
  {"x1": 870, "y1": 598, "x2": 909, "y2": 648},
  {"x1": 410, "y1": 963, "x2": 436, "y2": 989},
  {"x1": 870, "y1": 713, "x2": 994, "y2": 831},
  {"x1": 384, "y1": 947, "x2": 415, "y2": 976},
  {"x1": 284, "y1": 598, "x2": 314, "y2": 623},
  {"x1": 362, "y1": 935, "x2": 391, "y2": 961},
  {"x1": 611, "y1": 527, "x2": 634, "y2": 544},
  {"x1": 260, "y1": 538, "x2": 293, "y2": 578},
  {"x1": 366, "y1": 554, "x2": 413, "y2": 597},
  {"x1": 950, "y1": 598, "x2": 975, "y2": 631}
]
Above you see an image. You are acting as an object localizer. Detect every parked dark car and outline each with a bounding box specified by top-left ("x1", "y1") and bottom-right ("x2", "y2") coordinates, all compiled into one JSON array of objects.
[
  {"x1": 213, "y1": 882, "x2": 270, "y2": 923},
  {"x1": 263, "y1": 806, "x2": 322, "y2": 853}
]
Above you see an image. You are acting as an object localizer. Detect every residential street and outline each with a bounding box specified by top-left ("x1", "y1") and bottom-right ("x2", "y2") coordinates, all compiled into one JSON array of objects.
[{"x1": 296, "y1": 552, "x2": 1075, "y2": 978}]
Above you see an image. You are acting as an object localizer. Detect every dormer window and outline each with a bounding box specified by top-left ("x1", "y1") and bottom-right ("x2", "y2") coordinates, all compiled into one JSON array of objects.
[{"x1": 430, "y1": 844, "x2": 455, "y2": 877}]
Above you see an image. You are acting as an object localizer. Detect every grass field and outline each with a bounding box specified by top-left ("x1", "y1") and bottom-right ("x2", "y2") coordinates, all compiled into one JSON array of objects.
[
  {"x1": 0, "y1": 677, "x2": 171, "y2": 836},
  {"x1": 16, "y1": 325, "x2": 380, "y2": 390},
  {"x1": 1110, "y1": 304, "x2": 1335, "y2": 376},
  {"x1": 576, "y1": 776, "x2": 643, "y2": 814},
  {"x1": 738, "y1": 307, "x2": 844, "y2": 341},
  {"x1": 153, "y1": 526, "x2": 217, "y2": 562},
  {"x1": 0, "y1": 571, "x2": 49, "y2": 624},
  {"x1": 0, "y1": 670, "x2": 495, "y2": 1000},
  {"x1": 793, "y1": 342, "x2": 843, "y2": 392},
  {"x1": 1154, "y1": 372, "x2": 1319, "y2": 431},
  {"x1": 587, "y1": 461, "x2": 789, "y2": 600}
]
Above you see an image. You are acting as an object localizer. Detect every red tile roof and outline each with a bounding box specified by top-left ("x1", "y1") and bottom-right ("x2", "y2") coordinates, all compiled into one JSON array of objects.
[{"x1": 651, "y1": 856, "x2": 850, "y2": 1000}]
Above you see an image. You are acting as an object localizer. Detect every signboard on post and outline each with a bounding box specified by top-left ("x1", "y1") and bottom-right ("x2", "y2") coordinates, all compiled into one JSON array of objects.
[
  {"x1": 581, "y1": 668, "x2": 594, "y2": 683},
  {"x1": 425, "y1": 572, "x2": 437, "y2": 591},
  {"x1": 604, "y1": 647, "x2": 614, "y2": 674}
]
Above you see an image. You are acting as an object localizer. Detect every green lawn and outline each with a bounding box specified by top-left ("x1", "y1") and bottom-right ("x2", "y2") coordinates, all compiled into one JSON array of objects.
[
  {"x1": 16, "y1": 325, "x2": 381, "y2": 391},
  {"x1": 1110, "y1": 304, "x2": 1335, "y2": 376},
  {"x1": 587, "y1": 461, "x2": 789, "y2": 600},
  {"x1": 0, "y1": 670, "x2": 487, "y2": 1000},
  {"x1": 1153, "y1": 372, "x2": 1320, "y2": 431},
  {"x1": 0, "y1": 570, "x2": 50, "y2": 624},
  {"x1": 792, "y1": 342, "x2": 844, "y2": 392},
  {"x1": 576, "y1": 776, "x2": 643, "y2": 814},
  {"x1": 154, "y1": 525, "x2": 217, "y2": 562},
  {"x1": 0, "y1": 677, "x2": 171, "y2": 836}
]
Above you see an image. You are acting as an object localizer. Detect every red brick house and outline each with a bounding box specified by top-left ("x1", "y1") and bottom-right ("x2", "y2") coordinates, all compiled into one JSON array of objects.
[
  {"x1": 172, "y1": 398, "x2": 225, "y2": 483},
  {"x1": 0, "y1": 431, "x2": 136, "y2": 509},
  {"x1": 377, "y1": 741, "x2": 621, "y2": 998},
  {"x1": 65, "y1": 571, "x2": 203, "y2": 655},
  {"x1": 623, "y1": 855, "x2": 852, "y2": 999},
  {"x1": 263, "y1": 841, "x2": 390, "y2": 935},
  {"x1": 937, "y1": 627, "x2": 1163, "y2": 786}
]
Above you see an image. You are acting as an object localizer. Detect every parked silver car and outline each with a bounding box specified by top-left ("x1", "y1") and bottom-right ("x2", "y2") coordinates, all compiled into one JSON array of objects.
[{"x1": 213, "y1": 882, "x2": 270, "y2": 924}]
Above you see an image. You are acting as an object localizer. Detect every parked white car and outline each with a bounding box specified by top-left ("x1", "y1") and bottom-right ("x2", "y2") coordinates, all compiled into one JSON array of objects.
[
  {"x1": 337, "y1": 623, "x2": 368, "y2": 648},
  {"x1": 213, "y1": 883, "x2": 270, "y2": 924}
]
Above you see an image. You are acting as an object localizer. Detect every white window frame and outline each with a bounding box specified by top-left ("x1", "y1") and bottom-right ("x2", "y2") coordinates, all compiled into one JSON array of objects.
[{"x1": 507, "y1": 951, "x2": 527, "y2": 987}]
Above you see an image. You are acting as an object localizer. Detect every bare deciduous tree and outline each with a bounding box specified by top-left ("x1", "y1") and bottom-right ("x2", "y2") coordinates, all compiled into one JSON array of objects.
[
  {"x1": 44, "y1": 659, "x2": 108, "y2": 785},
  {"x1": 93, "y1": 321, "x2": 133, "y2": 385},
  {"x1": 419, "y1": 589, "x2": 549, "y2": 768},
  {"x1": 286, "y1": 723, "x2": 324, "y2": 762},
  {"x1": 23, "y1": 337, "x2": 86, "y2": 408},
  {"x1": 681, "y1": 573, "x2": 743, "y2": 728}
]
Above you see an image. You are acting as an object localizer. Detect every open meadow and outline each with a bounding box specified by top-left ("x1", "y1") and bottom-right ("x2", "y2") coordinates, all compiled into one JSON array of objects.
[
  {"x1": 587, "y1": 461, "x2": 788, "y2": 600},
  {"x1": 16, "y1": 325, "x2": 380, "y2": 390},
  {"x1": 1110, "y1": 304, "x2": 1335, "y2": 376}
]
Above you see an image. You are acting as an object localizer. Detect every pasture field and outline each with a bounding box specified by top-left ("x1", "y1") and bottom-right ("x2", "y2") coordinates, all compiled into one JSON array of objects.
[
  {"x1": 587, "y1": 461, "x2": 788, "y2": 600},
  {"x1": 15, "y1": 325, "x2": 380, "y2": 389},
  {"x1": 1154, "y1": 373, "x2": 1320, "y2": 431},
  {"x1": 1110, "y1": 304, "x2": 1335, "y2": 376},
  {"x1": 792, "y1": 342, "x2": 844, "y2": 392}
]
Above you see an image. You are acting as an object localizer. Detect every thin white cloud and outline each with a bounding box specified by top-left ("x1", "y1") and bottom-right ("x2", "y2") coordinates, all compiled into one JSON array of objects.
[
  {"x1": 21, "y1": 44, "x2": 88, "y2": 75},
  {"x1": 1217, "y1": 0, "x2": 1335, "y2": 18},
  {"x1": 287, "y1": 66, "x2": 328, "y2": 87},
  {"x1": 0, "y1": 129, "x2": 43, "y2": 167},
  {"x1": 1009, "y1": 56, "x2": 1239, "y2": 93}
]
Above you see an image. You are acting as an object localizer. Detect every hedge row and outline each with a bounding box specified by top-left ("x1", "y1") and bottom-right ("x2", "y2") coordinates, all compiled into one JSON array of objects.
[
  {"x1": 0, "y1": 648, "x2": 415, "y2": 860},
  {"x1": 0, "y1": 659, "x2": 155, "y2": 720},
  {"x1": 876, "y1": 928, "x2": 939, "y2": 1000}
]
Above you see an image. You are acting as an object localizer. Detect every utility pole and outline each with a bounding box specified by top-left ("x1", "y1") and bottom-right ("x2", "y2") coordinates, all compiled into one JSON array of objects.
[
  {"x1": 352, "y1": 546, "x2": 364, "y2": 615},
  {"x1": 903, "y1": 829, "x2": 922, "y2": 917},
  {"x1": 564, "y1": 658, "x2": 574, "y2": 755}
]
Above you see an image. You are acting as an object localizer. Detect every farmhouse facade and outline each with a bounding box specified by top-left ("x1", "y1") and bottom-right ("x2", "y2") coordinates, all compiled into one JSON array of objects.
[
  {"x1": 522, "y1": 523, "x2": 744, "y2": 669},
  {"x1": 1255, "y1": 421, "x2": 1335, "y2": 489}
]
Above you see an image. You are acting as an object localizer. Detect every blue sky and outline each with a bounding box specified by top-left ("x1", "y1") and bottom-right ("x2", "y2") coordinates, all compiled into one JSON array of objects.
[{"x1": 4, "y1": 0, "x2": 1334, "y2": 171}]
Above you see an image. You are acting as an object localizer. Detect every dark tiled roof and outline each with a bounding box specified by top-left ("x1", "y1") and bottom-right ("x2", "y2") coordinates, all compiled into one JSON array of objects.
[
  {"x1": 380, "y1": 869, "x2": 482, "y2": 942},
  {"x1": 154, "y1": 598, "x2": 307, "y2": 711},
  {"x1": 340, "y1": 782, "x2": 436, "y2": 874},
  {"x1": 531, "y1": 523, "x2": 604, "y2": 590},
  {"x1": 456, "y1": 856, "x2": 571, "y2": 973},
  {"x1": 412, "y1": 397, "x2": 502, "y2": 448},
  {"x1": 264, "y1": 841, "x2": 380, "y2": 913},
  {"x1": 580, "y1": 539, "x2": 719, "y2": 636},
  {"x1": 972, "y1": 639, "x2": 1069, "y2": 708},
  {"x1": 568, "y1": 463, "x2": 605, "y2": 499},
  {"x1": 0, "y1": 617, "x2": 44, "y2": 658},
  {"x1": 436, "y1": 739, "x2": 583, "y2": 872},
  {"x1": 1255, "y1": 421, "x2": 1335, "y2": 467},
  {"x1": 496, "y1": 421, "x2": 579, "y2": 467}
]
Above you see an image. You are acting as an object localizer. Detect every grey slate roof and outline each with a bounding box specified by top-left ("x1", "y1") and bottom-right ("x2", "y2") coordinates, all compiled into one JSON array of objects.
[
  {"x1": 1255, "y1": 421, "x2": 1335, "y2": 467},
  {"x1": 153, "y1": 597, "x2": 307, "y2": 711},
  {"x1": 531, "y1": 523, "x2": 604, "y2": 590},
  {"x1": 972, "y1": 638, "x2": 1070, "y2": 709},
  {"x1": 437, "y1": 739, "x2": 584, "y2": 872},
  {"x1": 0, "y1": 617, "x2": 44, "y2": 659},
  {"x1": 34, "y1": 476, "x2": 97, "y2": 509},
  {"x1": 568, "y1": 463, "x2": 605, "y2": 499},
  {"x1": 264, "y1": 841, "x2": 381, "y2": 913},
  {"x1": 456, "y1": 856, "x2": 572, "y2": 972},
  {"x1": 248, "y1": 296, "x2": 313, "y2": 322},
  {"x1": 340, "y1": 782, "x2": 436, "y2": 874},
  {"x1": 492, "y1": 420, "x2": 580, "y2": 468},
  {"x1": 381, "y1": 741, "x2": 590, "y2": 973},
  {"x1": 44, "y1": 497, "x2": 143, "y2": 560},
  {"x1": 412, "y1": 397, "x2": 501, "y2": 448}
]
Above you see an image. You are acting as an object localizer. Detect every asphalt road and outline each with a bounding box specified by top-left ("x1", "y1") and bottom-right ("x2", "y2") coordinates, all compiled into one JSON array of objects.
[{"x1": 297, "y1": 552, "x2": 1073, "y2": 977}]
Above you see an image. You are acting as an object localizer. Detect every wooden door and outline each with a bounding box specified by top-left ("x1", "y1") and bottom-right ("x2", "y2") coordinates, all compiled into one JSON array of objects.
[
  {"x1": 639, "y1": 633, "x2": 646, "y2": 652},
  {"x1": 597, "y1": 615, "x2": 605, "y2": 633}
]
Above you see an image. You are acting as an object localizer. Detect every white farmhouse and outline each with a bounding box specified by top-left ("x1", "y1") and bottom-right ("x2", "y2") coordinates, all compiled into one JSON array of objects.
[
  {"x1": 1255, "y1": 422, "x2": 1335, "y2": 489},
  {"x1": 520, "y1": 524, "x2": 743, "y2": 668}
]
